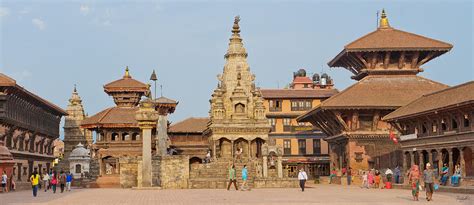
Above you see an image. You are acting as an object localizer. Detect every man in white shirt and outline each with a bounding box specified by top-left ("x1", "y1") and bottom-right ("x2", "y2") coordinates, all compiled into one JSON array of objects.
[
  {"x1": 385, "y1": 168, "x2": 393, "y2": 183},
  {"x1": 298, "y1": 168, "x2": 308, "y2": 192}
]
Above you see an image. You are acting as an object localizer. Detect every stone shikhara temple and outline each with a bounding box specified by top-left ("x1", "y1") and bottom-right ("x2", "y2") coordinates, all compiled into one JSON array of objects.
[{"x1": 298, "y1": 10, "x2": 454, "y2": 183}]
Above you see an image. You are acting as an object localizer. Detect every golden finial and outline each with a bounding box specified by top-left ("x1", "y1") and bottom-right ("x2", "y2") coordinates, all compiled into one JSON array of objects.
[
  {"x1": 73, "y1": 84, "x2": 77, "y2": 93},
  {"x1": 124, "y1": 66, "x2": 131, "y2": 78},
  {"x1": 379, "y1": 9, "x2": 390, "y2": 29}
]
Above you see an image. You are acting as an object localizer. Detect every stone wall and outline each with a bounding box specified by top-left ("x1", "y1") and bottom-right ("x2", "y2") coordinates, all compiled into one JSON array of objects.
[
  {"x1": 119, "y1": 156, "x2": 139, "y2": 188},
  {"x1": 159, "y1": 155, "x2": 189, "y2": 189},
  {"x1": 253, "y1": 178, "x2": 299, "y2": 188}
]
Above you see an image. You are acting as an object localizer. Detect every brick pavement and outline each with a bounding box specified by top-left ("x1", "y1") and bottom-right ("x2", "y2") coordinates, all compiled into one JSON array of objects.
[{"x1": 1, "y1": 185, "x2": 472, "y2": 205}]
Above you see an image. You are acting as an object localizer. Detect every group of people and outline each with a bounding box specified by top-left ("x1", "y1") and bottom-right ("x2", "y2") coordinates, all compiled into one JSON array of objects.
[
  {"x1": 1, "y1": 170, "x2": 16, "y2": 193},
  {"x1": 361, "y1": 169, "x2": 385, "y2": 189},
  {"x1": 440, "y1": 163, "x2": 462, "y2": 187},
  {"x1": 408, "y1": 163, "x2": 437, "y2": 201},
  {"x1": 29, "y1": 168, "x2": 74, "y2": 197},
  {"x1": 227, "y1": 164, "x2": 250, "y2": 191}
]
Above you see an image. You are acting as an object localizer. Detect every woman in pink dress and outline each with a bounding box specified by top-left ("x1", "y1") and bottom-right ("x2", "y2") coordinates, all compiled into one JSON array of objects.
[{"x1": 367, "y1": 170, "x2": 374, "y2": 188}]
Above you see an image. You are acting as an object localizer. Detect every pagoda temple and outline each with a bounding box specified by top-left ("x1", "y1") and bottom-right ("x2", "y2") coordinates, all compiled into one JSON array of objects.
[
  {"x1": 205, "y1": 16, "x2": 270, "y2": 160},
  {"x1": 297, "y1": 10, "x2": 452, "y2": 178},
  {"x1": 81, "y1": 68, "x2": 151, "y2": 179}
]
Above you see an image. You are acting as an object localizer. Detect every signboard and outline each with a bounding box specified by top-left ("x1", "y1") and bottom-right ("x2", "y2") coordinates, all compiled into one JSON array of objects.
[{"x1": 400, "y1": 133, "x2": 417, "y2": 141}]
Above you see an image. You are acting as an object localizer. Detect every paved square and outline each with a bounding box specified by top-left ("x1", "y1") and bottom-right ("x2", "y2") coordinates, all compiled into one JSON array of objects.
[{"x1": 1, "y1": 185, "x2": 472, "y2": 205}]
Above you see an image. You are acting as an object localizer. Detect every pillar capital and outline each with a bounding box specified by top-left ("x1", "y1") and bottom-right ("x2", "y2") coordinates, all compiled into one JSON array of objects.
[{"x1": 136, "y1": 98, "x2": 159, "y2": 129}]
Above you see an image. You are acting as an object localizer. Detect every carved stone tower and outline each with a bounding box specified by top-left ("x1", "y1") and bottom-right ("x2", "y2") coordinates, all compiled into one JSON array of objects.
[
  {"x1": 63, "y1": 85, "x2": 92, "y2": 166},
  {"x1": 206, "y1": 16, "x2": 270, "y2": 160}
]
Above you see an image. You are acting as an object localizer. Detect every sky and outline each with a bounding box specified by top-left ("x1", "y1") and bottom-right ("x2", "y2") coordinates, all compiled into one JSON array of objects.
[{"x1": 0, "y1": 0, "x2": 473, "y2": 137}]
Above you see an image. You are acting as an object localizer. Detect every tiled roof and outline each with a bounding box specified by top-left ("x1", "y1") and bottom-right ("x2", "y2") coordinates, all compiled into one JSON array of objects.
[
  {"x1": 320, "y1": 75, "x2": 448, "y2": 109},
  {"x1": 261, "y1": 89, "x2": 338, "y2": 99},
  {"x1": 344, "y1": 27, "x2": 453, "y2": 52},
  {"x1": 169, "y1": 117, "x2": 209, "y2": 133},
  {"x1": 81, "y1": 107, "x2": 141, "y2": 128},
  {"x1": 383, "y1": 81, "x2": 474, "y2": 121},
  {"x1": 104, "y1": 77, "x2": 148, "y2": 92},
  {"x1": 155, "y1": 96, "x2": 177, "y2": 104},
  {"x1": 0, "y1": 73, "x2": 67, "y2": 115}
]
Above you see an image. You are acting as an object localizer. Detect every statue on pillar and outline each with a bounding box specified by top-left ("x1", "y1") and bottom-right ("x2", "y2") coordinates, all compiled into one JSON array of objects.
[{"x1": 153, "y1": 96, "x2": 178, "y2": 156}]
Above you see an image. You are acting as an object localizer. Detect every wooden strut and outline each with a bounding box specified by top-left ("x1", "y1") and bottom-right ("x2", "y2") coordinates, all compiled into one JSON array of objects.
[
  {"x1": 411, "y1": 51, "x2": 420, "y2": 68},
  {"x1": 416, "y1": 52, "x2": 435, "y2": 68},
  {"x1": 398, "y1": 51, "x2": 405, "y2": 69},
  {"x1": 383, "y1": 52, "x2": 391, "y2": 69},
  {"x1": 355, "y1": 53, "x2": 370, "y2": 68}
]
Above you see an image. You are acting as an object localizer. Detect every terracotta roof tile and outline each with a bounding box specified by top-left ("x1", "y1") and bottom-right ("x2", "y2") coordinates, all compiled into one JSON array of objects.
[
  {"x1": 261, "y1": 89, "x2": 338, "y2": 99},
  {"x1": 104, "y1": 77, "x2": 148, "y2": 92},
  {"x1": 320, "y1": 75, "x2": 448, "y2": 109},
  {"x1": 81, "y1": 107, "x2": 141, "y2": 128},
  {"x1": 169, "y1": 117, "x2": 209, "y2": 133},
  {"x1": 344, "y1": 28, "x2": 453, "y2": 52},
  {"x1": 0, "y1": 73, "x2": 16, "y2": 86},
  {"x1": 155, "y1": 96, "x2": 177, "y2": 104},
  {"x1": 383, "y1": 81, "x2": 474, "y2": 121}
]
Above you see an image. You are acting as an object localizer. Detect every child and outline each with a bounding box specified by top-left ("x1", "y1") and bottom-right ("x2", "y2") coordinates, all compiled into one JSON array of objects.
[
  {"x1": 374, "y1": 170, "x2": 381, "y2": 189},
  {"x1": 361, "y1": 171, "x2": 369, "y2": 189}
]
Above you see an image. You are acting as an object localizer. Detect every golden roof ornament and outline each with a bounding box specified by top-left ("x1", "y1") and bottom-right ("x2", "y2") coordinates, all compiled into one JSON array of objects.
[
  {"x1": 379, "y1": 9, "x2": 390, "y2": 29},
  {"x1": 124, "y1": 66, "x2": 131, "y2": 78}
]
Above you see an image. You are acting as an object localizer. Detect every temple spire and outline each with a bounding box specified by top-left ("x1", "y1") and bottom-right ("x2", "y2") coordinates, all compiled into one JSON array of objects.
[
  {"x1": 232, "y1": 15, "x2": 240, "y2": 36},
  {"x1": 379, "y1": 9, "x2": 390, "y2": 29},
  {"x1": 225, "y1": 15, "x2": 247, "y2": 59}
]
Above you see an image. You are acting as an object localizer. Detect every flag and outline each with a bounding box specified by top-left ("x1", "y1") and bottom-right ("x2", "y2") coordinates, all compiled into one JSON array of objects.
[{"x1": 389, "y1": 130, "x2": 398, "y2": 144}]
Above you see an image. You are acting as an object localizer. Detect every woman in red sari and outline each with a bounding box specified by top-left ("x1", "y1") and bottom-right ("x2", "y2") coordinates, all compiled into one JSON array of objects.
[{"x1": 408, "y1": 165, "x2": 421, "y2": 201}]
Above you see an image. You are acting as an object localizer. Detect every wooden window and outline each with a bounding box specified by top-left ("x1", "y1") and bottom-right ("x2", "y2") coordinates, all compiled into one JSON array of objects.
[
  {"x1": 452, "y1": 117, "x2": 458, "y2": 129},
  {"x1": 75, "y1": 164, "x2": 81, "y2": 173},
  {"x1": 298, "y1": 139, "x2": 306, "y2": 155},
  {"x1": 111, "y1": 133, "x2": 118, "y2": 141},
  {"x1": 432, "y1": 121, "x2": 437, "y2": 133},
  {"x1": 358, "y1": 114, "x2": 373, "y2": 130},
  {"x1": 313, "y1": 139, "x2": 321, "y2": 155},
  {"x1": 283, "y1": 140, "x2": 291, "y2": 155},
  {"x1": 283, "y1": 118, "x2": 291, "y2": 132},
  {"x1": 464, "y1": 114, "x2": 470, "y2": 127},
  {"x1": 422, "y1": 123, "x2": 427, "y2": 134},
  {"x1": 441, "y1": 119, "x2": 447, "y2": 131},
  {"x1": 269, "y1": 100, "x2": 282, "y2": 112},
  {"x1": 269, "y1": 118, "x2": 276, "y2": 132}
]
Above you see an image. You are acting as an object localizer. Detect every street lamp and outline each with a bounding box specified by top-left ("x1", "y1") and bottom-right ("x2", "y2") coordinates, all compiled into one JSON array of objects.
[{"x1": 150, "y1": 70, "x2": 157, "y2": 99}]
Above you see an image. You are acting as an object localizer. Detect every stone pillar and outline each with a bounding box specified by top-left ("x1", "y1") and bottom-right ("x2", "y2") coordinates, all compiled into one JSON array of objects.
[
  {"x1": 262, "y1": 156, "x2": 268, "y2": 178},
  {"x1": 231, "y1": 140, "x2": 234, "y2": 160},
  {"x1": 247, "y1": 140, "x2": 251, "y2": 159},
  {"x1": 410, "y1": 151, "x2": 415, "y2": 167},
  {"x1": 460, "y1": 148, "x2": 466, "y2": 178},
  {"x1": 428, "y1": 151, "x2": 433, "y2": 166},
  {"x1": 156, "y1": 115, "x2": 169, "y2": 156},
  {"x1": 135, "y1": 98, "x2": 159, "y2": 188},
  {"x1": 419, "y1": 151, "x2": 424, "y2": 171},
  {"x1": 277, "y1": 156, "x2": 283, "y2": 178},
  {"x1": 402, "y1": 152, "x2": 407, "y2": 174},
  {"x1": 448, "y1": 149, "x2": 453, "y2": 175},
  {"x1": 212, "y1": 140, "x2": 217, "y2": 161},
  {"x1": 437, "y1": 150, "x2": 443, "y2": 176}
]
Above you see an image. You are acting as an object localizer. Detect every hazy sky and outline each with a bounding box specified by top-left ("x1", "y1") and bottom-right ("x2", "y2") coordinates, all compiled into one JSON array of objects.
[{"x1": 1, "y1": 0, "x2": 473, "y2": 130}]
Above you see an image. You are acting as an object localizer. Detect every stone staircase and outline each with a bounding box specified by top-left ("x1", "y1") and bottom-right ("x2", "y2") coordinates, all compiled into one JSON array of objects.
[{"x1": 189, "y1": 158, "x2": 258, "y2": 189}]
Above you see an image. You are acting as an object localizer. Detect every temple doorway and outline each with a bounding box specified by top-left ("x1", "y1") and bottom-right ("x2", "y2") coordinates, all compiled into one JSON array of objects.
[{"x1": 102, "y1": 156, "x2": 118, "y2": 175}]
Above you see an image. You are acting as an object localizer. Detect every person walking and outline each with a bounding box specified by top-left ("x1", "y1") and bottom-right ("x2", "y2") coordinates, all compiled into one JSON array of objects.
[
  {"x1": 347, "y1": 167, "x2": 352, "y2": 186},
  {"x1": 1, "y1": 171, "x2": 7, "y2": 193},
  {"x1": 361, "y1": 171, "x2": 369, "y2": 189},
  {"x1": 241, "y1": 165, "x2": 249, "y2": 191},
  {"x1": 298, "y1": 168, "x2": 308, "y2": 192},
  {"x1": 66, "y1": 171, "x2": 73, "y2": 192},
  {"x1": 374, "y1": 170, "x2": 381, "y2": 189},
  {"x1": 10, "y1": 173, "x2": 15, "y2": 191},
  {"x1": 423, "y1": 163, "x2": 435, "y2": 201},
  {"x1": 42, "y1": 172, "x2": 50, "y2": 192},
  {"x1": 394, "y1": 166, "x2": 401, "y2": 184},
  {"x1": 30, "y1": 169, "x2": 40, "y2": 197},
  {"x1": 408, "y1": 164, "x2": 421, "y2": 201},
  {"x1": 59, "y1": 171, "x2": 66, "y2": 193},
  {"x1": 51, "y1": 171, "x2": 58, "y2": 194},
  {"x1": 226, "y1": 165, "x2": 238, "y2": 190}
]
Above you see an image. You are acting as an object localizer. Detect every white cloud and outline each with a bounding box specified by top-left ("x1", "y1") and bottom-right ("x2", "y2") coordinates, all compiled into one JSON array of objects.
[
  {"x1": 32, "y1": 18, "x2": 46, "y2": 30},
  {"x1": 20, "y1": 8, "x2": 31, "y2": 15},
  {"x1": 80, "y1": 5, "x2": 90, "y2": 16},
  {"x1": 0, "y1": 7, "x2": 10, "y2": 17}
]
